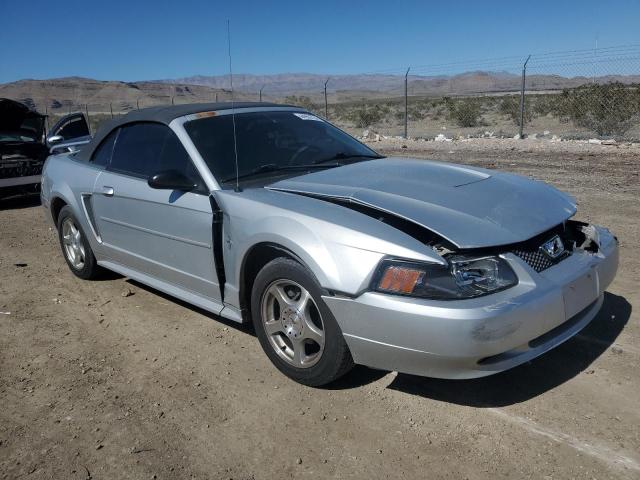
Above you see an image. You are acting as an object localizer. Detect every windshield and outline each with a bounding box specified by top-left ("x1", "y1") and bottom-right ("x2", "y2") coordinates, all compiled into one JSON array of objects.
[{"x1": 184, "y1": 110, "x2": 381, "y2": 185}]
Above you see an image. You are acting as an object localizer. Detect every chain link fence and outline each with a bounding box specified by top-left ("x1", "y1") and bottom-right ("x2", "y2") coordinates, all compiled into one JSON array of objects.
[
  {"x1": 11, "y1": 45, "x2": 640, "y2": 142},
  {"x1": 321, "y1": 45, "x2": 640, "y2": 141}
]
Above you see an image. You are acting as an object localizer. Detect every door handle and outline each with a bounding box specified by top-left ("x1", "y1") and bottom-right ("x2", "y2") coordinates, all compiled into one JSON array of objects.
[{"x1": 101, "y1": 186, "x2": 114, "y2": 197}]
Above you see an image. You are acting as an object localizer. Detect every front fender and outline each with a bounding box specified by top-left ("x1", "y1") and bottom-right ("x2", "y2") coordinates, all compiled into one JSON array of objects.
[
  {"x1": 235, "y1": 216, "x2": 385, "y2": 294},
  {"x1": 216, "y1": 188, "x2": 445, "y2": 309}
]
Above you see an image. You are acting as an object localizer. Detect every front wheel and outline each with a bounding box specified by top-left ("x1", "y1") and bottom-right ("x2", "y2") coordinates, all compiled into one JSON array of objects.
[{"x1": 251, "y1": 257, "x2": 354, "y2": 386}]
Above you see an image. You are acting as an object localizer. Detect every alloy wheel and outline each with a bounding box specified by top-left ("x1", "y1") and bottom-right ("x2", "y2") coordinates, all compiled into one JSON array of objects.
[
  {"x1": 61, "y1": 217, "x2": 85, "y2": 270},
  {"x1": 260, "y1": 279, "x2": 325, "y2": 368}
]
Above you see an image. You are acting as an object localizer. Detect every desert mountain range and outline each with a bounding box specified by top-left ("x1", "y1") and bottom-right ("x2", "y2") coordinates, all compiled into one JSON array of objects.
[{"x1": 1, "y1": 72, "x2": 638, "y2": 113}]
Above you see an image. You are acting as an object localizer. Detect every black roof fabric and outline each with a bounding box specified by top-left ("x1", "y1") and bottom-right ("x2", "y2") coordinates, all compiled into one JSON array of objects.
[{"x1": 75, "y1": 102, "x2": 299, "y2": 162}]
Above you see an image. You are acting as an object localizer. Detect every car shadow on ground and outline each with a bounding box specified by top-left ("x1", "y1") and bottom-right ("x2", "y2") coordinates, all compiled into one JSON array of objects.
[
  {"x1": 0, "y1": 193, "x2": 41, "y2": 210},
  {"x1": 125, "y1": 278, "x2": 255, "y2": 333},
  {"x1": 384, "y1": 292, "x2": 631, "y2": 407},
  {"x1": 126, "y1": 279, "x2": 391, "y2": 388},
  {"x1": 123, "y1": 279, "x2": 630, "y2": 402}
]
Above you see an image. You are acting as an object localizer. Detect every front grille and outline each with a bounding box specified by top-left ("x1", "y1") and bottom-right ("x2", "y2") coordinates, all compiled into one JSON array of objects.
[
  {"x1": 0, "y1": 159, "x2": 44, "y2": 179},
  {"x1": 512, "y1": 248, "x2": 570, "y2": 272}
]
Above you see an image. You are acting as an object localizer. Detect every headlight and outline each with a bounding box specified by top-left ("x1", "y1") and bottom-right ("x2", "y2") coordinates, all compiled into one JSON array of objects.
[{"x1": 372, "y1": 255, "x2": 518, "y2": 300}]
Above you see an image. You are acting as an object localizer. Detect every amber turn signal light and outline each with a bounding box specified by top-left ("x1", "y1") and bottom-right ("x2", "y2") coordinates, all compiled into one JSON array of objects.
[{"x1": 378, "y1": 265, "x2": 424, "y2": 294}]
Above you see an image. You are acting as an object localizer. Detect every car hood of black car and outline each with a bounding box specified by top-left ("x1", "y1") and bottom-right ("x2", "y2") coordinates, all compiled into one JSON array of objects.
[{"x1": 0, "y1": 98, "x2": 45, "y2": 143}]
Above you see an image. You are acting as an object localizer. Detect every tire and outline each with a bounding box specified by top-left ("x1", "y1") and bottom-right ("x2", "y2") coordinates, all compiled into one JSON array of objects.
[
  {"x1": 57, "y1": 206, "x2": 101, "y2": 280},
  {"x1": 251, "y1": 257, "x2": 354, "y2": 387}
]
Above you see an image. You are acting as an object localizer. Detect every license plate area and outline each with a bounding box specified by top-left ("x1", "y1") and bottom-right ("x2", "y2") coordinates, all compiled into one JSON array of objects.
[{"x1": 563, "y1": 269, "x2": 598, "y2": 319}]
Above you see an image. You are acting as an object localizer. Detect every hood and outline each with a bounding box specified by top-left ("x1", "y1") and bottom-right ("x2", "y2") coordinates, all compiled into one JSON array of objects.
[
  {"x1": 0, "y1": 98, "x2": 45, "y2": 142},
  {"x1": 267, "y1": 157, "x2": 576, "y2": 249}
]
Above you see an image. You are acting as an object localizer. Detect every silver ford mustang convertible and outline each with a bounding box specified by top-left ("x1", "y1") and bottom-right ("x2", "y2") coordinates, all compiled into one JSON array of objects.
[{"x1": 41, "y1": 103, "x2": 619, "y2": 386}]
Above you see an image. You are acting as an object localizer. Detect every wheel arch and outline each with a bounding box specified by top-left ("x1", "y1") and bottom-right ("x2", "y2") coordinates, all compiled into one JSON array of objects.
[
  {"x1": 50, "y1": 195, "x2": 69, "y2": 227},
  {"x1": 238, "y1": 242, "x2": 321, "y2": 323}
]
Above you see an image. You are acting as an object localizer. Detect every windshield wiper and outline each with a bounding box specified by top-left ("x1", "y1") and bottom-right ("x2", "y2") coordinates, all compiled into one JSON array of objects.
[
  {"x1": 312, "y1": 152, "x2": 384, "y2": 165},
  {"x1": 221, "y1": 163, "x2": 338, "y2": 183}
]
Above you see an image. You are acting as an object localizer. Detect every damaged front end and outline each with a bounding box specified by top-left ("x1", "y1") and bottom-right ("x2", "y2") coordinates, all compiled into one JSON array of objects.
[
  {"x1": 299, "y1": 190, "x2": 611, "y2": 303},
  {"x1": 462, "y1": 219, "x2": 609, "y2": 274},
  {"x1": 367, "y1": 218, "x2": 613, "y2": 301},
  {"x1": 0, "y1": 98, "x2": 48, "y2": 197}
]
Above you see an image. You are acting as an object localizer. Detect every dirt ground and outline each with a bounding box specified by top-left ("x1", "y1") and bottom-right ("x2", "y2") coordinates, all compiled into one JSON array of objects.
[{"x1": 1, "y1": 138, "x2": 638, "y2": 480}]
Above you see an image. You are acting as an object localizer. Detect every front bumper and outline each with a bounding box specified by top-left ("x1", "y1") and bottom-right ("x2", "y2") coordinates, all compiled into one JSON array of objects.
[
  {"x1": 0, "y1": 174, "x2": 41, "y2": 188},
  {"x1": 323, "y1": 226, "x2": 619, "y2": 379}
]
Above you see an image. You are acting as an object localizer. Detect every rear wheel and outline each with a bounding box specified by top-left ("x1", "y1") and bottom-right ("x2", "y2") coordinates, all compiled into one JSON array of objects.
[
  {"x1": 251, "y1": 257, "x2": 354, "y2": 386},
  {"x1": 57, "y1": 206, "x2": 101, "y2": 280}
]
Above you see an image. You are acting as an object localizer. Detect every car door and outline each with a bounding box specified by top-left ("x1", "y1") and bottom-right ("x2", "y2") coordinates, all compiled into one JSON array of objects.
[
  {"x1": 91, "y1": 122, "x2": 221, "y2": 307},
  {"x1": 47, "y1": 113, "x2": 92, "y2": 154}
]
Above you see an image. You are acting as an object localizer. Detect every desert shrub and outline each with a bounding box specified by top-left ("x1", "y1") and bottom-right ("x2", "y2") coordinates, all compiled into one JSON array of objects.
[
  {"x1": 428, "y1": 98, "x2": 448, "y2": 120},
  {"x1": 532, "y1": 95, "x2": 557, "y2": 117},
  {"x1": 19, "y1": 98, "x2": 36, "y2": 110},
  {"x1": 332, "y1": 103, "x2": 351, "y2": 121},
  {"x1": 553, "y1": 82, "x2": 640, "y2": 136},
  {"x1": 393, "y1": 104, "x2": 426, "y2": 122},
  {"x1": 408, "y1": 104, "x2": 426, "y2": 121},
  {"x1": 283, "y1": 95, "x2": 318, "y2": 113},
  {"x1": 447, "y1": 98, "x2": 483, "y2": 127},
  {"x1": 347, "y1": 104, "x2": 389, "y2": 127},
  {"x1": 499, "y1": 95, "x2": 532, "y2": 125}
]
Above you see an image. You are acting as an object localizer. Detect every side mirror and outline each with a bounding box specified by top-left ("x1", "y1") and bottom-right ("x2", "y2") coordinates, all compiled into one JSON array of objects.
[
  {"x1": 148, "y1": 170, "x2": 197, "y2": 191},
  {"x1": 47, "y1": 134, "x2": 63, "y2": 145}
]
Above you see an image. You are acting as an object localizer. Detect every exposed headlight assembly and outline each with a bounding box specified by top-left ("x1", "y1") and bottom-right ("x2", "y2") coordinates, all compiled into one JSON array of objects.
[{"x1": 373, "y1": 255, "x2": 518, "y2": 300}]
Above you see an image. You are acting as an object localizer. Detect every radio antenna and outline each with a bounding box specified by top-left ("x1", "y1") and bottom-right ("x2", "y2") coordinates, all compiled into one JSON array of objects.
[{"x1": 227, "y1": 19, "x2": 241, "y2": 192}]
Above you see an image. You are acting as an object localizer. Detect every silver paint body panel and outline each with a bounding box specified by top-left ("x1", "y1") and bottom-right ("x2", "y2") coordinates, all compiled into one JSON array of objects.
[
  {"x1": 40, "y1": 106, "x2": 619, "y2": 379},
  {"x1": 268, "y1": 157, "x2": 577, "y2": 248},
  {"x1": 324, "y1": 228, "x2": 618, "y2": 378}
]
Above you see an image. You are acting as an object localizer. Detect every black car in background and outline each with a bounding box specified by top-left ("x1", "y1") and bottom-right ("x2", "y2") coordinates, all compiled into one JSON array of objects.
[{"x1": 0, "y1": 98, "x2": 90, "y2": 199}]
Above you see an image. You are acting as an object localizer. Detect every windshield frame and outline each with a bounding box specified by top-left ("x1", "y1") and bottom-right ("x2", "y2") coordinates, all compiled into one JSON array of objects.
[{"x1": 173, "y1": 107, "x2": 382, "y2": 190}]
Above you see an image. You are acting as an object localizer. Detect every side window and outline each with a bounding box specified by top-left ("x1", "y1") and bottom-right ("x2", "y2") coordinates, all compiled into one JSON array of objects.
[
  {"x1": 109, "y1": 123, "x2": 167, "y2": 178},
  {"x1": 156, "y1": 130, "x2": 206, "y2": 193},
  {"x1": 91, "y1": 129, "x2": 118, "y2": 167}
]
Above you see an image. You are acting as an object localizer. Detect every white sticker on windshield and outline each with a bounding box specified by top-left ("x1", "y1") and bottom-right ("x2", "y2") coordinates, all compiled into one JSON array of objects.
[{"x1": 293, "y1": 113, "x2": 323, "y2": 121}]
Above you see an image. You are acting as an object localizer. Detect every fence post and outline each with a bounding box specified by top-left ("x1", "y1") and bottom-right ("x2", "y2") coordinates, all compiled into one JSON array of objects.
[
  {"x1": 44, "y1": 105, "x2": 49, "y2": 132},
  {"x1": 404, "y1": 67, "x2": 410, "y2": 139},
  {"x1": 324, "y1": 78, "x2": 330, "y2": 119},
  {"x1": 519, "y1": 55, "x2": 531, "y2": 139},
  {"x1": 136, "y1": 99, "x2": 140, "y2": 110},
  {"x1": 259, "y1": 85, "x2": 265, "y2": 102},
  {"x1": 110, "y1": 103, "x2": 113, "y2": 119},
  {"x1": 215, "y1": 93, "x2": 218, "y2": 102}
]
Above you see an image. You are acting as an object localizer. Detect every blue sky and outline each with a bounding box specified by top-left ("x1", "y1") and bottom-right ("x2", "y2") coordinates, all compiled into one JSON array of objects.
[{"x1": 1, "y1": 0, "x2": 638, "y2": 83}]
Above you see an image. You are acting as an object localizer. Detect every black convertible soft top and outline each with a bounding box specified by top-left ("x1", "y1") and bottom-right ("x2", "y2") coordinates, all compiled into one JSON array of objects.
[{"x1": 75, "y1": 102, "x2": 300, "y2": 161}]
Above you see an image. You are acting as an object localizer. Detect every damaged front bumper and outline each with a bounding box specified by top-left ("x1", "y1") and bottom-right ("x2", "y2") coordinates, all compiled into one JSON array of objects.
[{"x1": 323, "y1": 226, "x2": 619, "y2": 379}]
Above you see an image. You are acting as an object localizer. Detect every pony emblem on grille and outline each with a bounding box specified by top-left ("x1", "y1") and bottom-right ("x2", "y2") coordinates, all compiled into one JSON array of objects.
[{"x1": 540, "y1": 235, "x2": 565, "y2": 259}]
